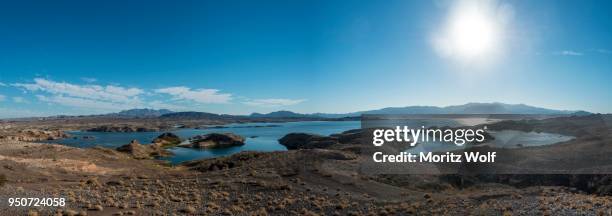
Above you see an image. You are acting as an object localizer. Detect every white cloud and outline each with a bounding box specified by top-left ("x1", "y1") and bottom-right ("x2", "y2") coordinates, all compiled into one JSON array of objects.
[
  {"x1": 13, "y1": 78, "x2": 143, "y2": 102},
  {"x1": 12, "y1": 97, "x2": 27, "y2": 103},
  {"x1": 10, "y1": 78, "x2": 308, "y2": 115},
  {"x1": 554, "y1": 50, "x2": 583, "y2": 56},
  {"x1": 0, "y1": 82, "x2": 6, "y2": 87},
  {"x1": 13, "y1": 78, "x2": 143, "y2": 103},
  {"x1": 14, "y1": 78, "x2": 144, "y2": 110},
  {"x1": 243, "y1": 98, "x2": 306, "y2": 107},
  {"x1": 36, "y1": 95, "x2": 137, "y2": 111},
  {"x1": 155, "y1": 86, "x2": 231, "y2": 104}
]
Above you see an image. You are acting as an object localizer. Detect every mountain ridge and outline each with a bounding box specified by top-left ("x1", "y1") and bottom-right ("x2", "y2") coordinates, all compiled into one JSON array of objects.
[
  {"x1": 249, "y1": 111, "x2": 312, "y2": 118},
  {"x1": 151, "y1": 102, "x2": 590, "y2": 119},
  {"x1": 114, "y1": 108, "x2": 174, "y2": 117},
  {"x1": 302, "y1": 102, "x2": 589, "y2": 118},
  {"x1": 2, "y1": 102, "x2": 591, "y2": 120}
]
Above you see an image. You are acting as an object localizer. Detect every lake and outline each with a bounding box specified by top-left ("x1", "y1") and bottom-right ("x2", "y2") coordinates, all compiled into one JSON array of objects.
[
  {"x1": 362, "y1": 117, "x2": 575, "y2": 154},
  {"x1": 406, "y1": 130, "x2": 575, "y2": 154},
  {"x1": 47, "y1": 119, "x2": 574, "y2": 164},
  {"x1": 48, "y1": 121, "x2": 360, "y2": 164}
]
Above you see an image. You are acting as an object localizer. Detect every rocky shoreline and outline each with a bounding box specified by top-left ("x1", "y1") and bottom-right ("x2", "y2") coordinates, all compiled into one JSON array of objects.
[{"x1": 0, "y1": 129, "x2": 69, "y2": 141}]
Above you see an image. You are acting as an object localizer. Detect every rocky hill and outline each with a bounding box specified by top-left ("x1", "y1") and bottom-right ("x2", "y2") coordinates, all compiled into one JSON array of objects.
[{"x1": 114, "y1": 109, "x2": 174, "y2": 117}]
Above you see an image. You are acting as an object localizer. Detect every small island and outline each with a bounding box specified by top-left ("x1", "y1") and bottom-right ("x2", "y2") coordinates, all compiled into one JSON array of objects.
[{"x1": 179, "y1": 133, "x2": 245, "y2": 149}]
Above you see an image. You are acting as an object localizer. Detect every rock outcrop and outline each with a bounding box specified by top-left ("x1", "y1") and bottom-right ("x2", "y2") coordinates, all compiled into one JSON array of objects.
[
  {"x1": 330, "y1": 129, "x2": 363, "y2": 144},
  {"x1": 152, "y1": 132, "x2": 181, "y2": 147},
  {"x1": 278, "y1": 133, "x2": 338, "y2": 150},
  {"x1": 116, "y1": 140, "x2": 171, "y2": 159},
  {"x1": 180, "y1": 133, "x2": 245, "y2": 149},
  {"x1": 116, "y1": 133, "x2": 181, "y2": 159}
]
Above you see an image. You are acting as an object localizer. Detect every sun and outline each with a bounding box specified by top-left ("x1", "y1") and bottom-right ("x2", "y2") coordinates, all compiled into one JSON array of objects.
[
  {"x1": 449, "y1": 8, "x2": 497, "y2": 58},
  {"x1": 432, "y1": 1, "x2": 509, "y2": 62}
]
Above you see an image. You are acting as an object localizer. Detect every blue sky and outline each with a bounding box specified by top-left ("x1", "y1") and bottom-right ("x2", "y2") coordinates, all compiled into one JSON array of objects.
[{"x1": 0, "y1": 0, "x2": 611, "y2": 118}]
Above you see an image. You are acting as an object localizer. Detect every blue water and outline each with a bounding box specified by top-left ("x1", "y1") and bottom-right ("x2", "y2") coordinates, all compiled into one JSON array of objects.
[
  {"x1": 47, "y1": 121, "x2": 360, "y2": 164},
  {"x1": 45, "y1": 119, "x2": 574, "y2": 164},
  {"x1": 406, "y1": 130, "x2": 574, "y2": 154},
  {"x1": 360, "y1": 117, "x2": 575, "y2": 154}
]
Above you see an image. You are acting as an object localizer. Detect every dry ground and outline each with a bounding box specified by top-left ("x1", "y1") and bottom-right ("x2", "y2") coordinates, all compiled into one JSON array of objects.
[{"x1": 0, "y1": 140, "x2": 611, "y2": 215}]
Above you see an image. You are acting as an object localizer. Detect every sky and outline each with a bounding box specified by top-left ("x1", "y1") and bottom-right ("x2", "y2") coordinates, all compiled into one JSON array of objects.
[{"x1": 0, "y1": 0, "x2": 611, "y2": 118}]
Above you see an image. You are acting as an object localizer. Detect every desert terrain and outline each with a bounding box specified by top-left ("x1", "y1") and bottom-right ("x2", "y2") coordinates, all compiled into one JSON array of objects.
[{"x1": 0, "y1": 114, "x2": 611, "y2": 215}]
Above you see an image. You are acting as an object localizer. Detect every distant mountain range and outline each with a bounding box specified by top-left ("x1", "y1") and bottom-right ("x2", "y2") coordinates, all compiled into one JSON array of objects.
[
  {"x1": 249, "y1": 102, "x2": 590, "y2": 118},
  {"x1": 5, "y1": 102, "x2": 589, "y2": 121},
  {"x1": 345, "y1": 102, "x2": 588, "y2": 117},
  {"x1": 106, "y1": 108, "x2": 174, "y2": 117},
  {"x1": 159, "y1": 111, "x2": 239, "y2": 120},
  {"x1": 108, "y1": 102, "x2": 590, "y2": 119},
  {"x1": 250, "y1": 111, "x2": 312, "y2": 118}
]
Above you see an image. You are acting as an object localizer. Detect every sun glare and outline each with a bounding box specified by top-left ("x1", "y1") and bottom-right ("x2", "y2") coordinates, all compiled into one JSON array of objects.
[
  {"x1": 450, "y1": 9, "x2": 496, "y2": 58},
  {"x1": 432, "y1": 1, "x2": 510, "y2": 63}
]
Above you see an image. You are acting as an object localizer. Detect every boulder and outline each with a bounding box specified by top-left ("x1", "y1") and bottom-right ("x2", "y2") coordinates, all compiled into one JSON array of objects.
[
  {"x1": 278, "y1": 133, "x2": 338, "y2": 150},
  {"x1": 181, "y1": 133, "x2": 245, "y2": 149}
]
